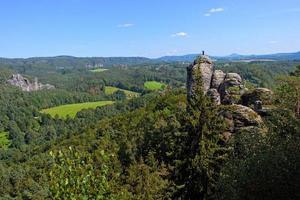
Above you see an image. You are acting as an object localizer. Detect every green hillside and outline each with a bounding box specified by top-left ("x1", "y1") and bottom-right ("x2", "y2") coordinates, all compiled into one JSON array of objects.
[
  {"x1": 105, "y1": 86, "x2": 140, "y2": 98},
  {"x1": 41, "y1": 101, "x2": 114, "y2": 118},
  {"x1": 144, "y1": 81, "x2": 166, "y2": 90}
]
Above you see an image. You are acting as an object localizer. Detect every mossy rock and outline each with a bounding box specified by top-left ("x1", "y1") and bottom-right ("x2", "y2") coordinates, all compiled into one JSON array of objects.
[{"x1": 241, "y1": 88, "x2": 273, "y2": 106}]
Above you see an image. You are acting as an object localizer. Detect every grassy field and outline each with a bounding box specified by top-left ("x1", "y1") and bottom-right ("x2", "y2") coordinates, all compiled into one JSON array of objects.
[
  {"x1": 144, "y1": 81, "x2": 166, "y2": 90},
  {"x1": 90, "y1": 68, "x2": 108, "y2": 73},
  {"x1": 105, "y1": 86, "x2": 140, "y2": 98},
  {"x1": 41, "y1": 101, "x2": 114, "y2": 118},
  {"x1": 0, "y1": 131, "x2": 10, "y2": 149}
]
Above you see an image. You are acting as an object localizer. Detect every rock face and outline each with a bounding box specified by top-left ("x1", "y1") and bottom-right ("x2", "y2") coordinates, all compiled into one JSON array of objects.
[
  {"x1": 187, "y1": 54, "x2": 271, "y2": 141},
  {"x1": 187, "y1": 55, "x2": 214, "y2": 99},
  {"x1": 187, "y1": 54, "x2": 246, "y2": 105},
  {"x1": 207, "y1": 88, "x2": 221, "y2": 105},
  {"x1": 211, "y1": 70, "x2": 226, "y2": 89},
  {"x1": 219, "y1": 73, "x2": 247, "y2": 105},
  {"x1": 7, "y1": 74, "x2": 55, "y2": 92}
]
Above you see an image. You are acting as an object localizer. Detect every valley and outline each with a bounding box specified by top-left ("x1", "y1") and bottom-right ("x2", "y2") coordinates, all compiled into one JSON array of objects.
[{"x1": 1, "y1": 0, "x2": 300, "y2": 199}]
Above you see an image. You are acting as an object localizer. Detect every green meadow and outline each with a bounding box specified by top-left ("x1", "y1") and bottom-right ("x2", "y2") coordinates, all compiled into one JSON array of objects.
[
  {"x1": 90, "y1": 68, "x2": 108, "y2": 73},
  {"x1": 0, "y1": 131, "x2": 10, "y2": 149},
  {"x1": 144, "y1": 81, "x2": 166, "y2": 90},
  {"x1": 105, "y1": 86, "x2": 140, "y2": 98},
  {"x1": 41, "y1": 101, "x2": 114, "y2": 119}
]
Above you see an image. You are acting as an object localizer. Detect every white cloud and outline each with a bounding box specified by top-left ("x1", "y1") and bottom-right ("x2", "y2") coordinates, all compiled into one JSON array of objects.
[
  {"x1": 269, "y1": 41, "x2": 278, "y2": 44},
  {"x1": 118, "y1": 23, "x2": 134, "y2": 28},
  {"x1": 209, "y1": 8, "x2": 224, "y2": 13},
  {"x1": 171, "y1": 32, "x2": 188, "y2": 37},
  {"x1": 204, "y1": 7, "x2": 224, "y2": 17}
]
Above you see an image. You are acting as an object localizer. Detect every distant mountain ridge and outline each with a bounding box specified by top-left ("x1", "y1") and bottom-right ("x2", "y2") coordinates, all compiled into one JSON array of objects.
[
  {"x1": 156, "y1": 51, "x2": 300, "y2": 62},
  {"x1": 0, "y1": 51, "x2": 299, "y2": 69}
]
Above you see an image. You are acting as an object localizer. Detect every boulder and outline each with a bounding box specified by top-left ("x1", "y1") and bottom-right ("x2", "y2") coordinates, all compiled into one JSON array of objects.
[
  {"x1": 224, "y1": 73, "x2": 242, "y2": 85},
  {"x1": 241, "y1": 88, "x2": 273, "y2": 107},
  {"x1": 211, "y1": 70, "x2": 226, "y2": 89},
  {"x1": 220, "y1": 105, "x2": 265, "y2": 134},
  {"x1": 187, "y1": 55, "x2": 214, "y2": 99}
]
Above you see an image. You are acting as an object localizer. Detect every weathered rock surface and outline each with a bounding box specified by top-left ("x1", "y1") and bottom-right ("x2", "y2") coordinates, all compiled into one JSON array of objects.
[
  {"x1": 187, "y1": 55, "x2": 214, "y2": 99},
  {"x1": 220, "y1": 105, "x2": 265, "y2": 136},
  {"x1": 219, "y1": 73, "x2": 247, "y2": 104},
  {"x1": 241, "y1": 88, "x2": 273, "y2": 107},
  {"x1": 207, "y1": 88, "x2": 221, "y2": 105},
  {"x1": 211, "y1": 70, "x2": 226, "y2": 89},
  {"x1": 186, "y1": 54, "x2": 272, "y2": 141},
  {"x1": 7, "y1": 74, "x2": 55, "y2": 92}
]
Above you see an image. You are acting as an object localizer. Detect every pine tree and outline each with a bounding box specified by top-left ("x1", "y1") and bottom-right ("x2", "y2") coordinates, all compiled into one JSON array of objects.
[{"x1": 175, "y1": 74, "x2": 228, "y2": 199}]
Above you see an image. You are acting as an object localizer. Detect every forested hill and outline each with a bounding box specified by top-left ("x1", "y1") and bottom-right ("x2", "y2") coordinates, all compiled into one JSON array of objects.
[
  {"x1": 1, "y1": 51, "x2": 300, "y2": 70},
  {"x1": 0, "y1": 56, "x2": 152, "y2": 70}
]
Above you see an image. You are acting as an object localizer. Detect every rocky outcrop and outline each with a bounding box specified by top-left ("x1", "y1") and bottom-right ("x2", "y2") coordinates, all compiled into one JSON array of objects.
[
  {"x1": 187, "y1": 54, "x2": 271, "y2": 141},
  {"x1": 241, "y1": 88, "x2": 273, "y2": 107},
  {"x1": 187, "y1": 55, "x2": 214, "y2": 99},
  {"x1": 7, "y1": 74, "x2": 55, "y2": 92},
  {"x1": 241, "y1": 88, "x2": 273, "y2": 115},
  {"x1": 187, "y1": 54, "x2": 246, "y2": 105}
]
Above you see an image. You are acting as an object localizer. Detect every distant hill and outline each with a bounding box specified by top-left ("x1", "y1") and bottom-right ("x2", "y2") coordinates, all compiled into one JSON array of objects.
[
  {"x1": 0, "y1": 56, "x2": 152, "y2": 70},
  {"x1": 156, "y1": 51, "x2": 300, "y2": 62},
  {"x1": 0, "y1": 51, "x2": 300, "y2": 71},
  {"x1": 156, "y1": 54, "x2": 199, "y2": 62}
]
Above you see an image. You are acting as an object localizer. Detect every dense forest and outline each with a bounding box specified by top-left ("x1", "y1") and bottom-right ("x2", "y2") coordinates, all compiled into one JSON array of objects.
[{"x1": 0, "y1": 57, "x2": 299, "y2": 199}]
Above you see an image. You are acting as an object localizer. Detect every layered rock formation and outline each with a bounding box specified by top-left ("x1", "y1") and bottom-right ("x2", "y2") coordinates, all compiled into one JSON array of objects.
[
  {"x1": 7, "y1": 74, "x2": 55, "y2": 92},
  {"x1": 187, "y1": 54, "x2": 272, "y2": 139}
]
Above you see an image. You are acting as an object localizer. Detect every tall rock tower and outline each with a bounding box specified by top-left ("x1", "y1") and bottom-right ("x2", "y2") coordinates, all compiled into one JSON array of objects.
[{"x1": 187, "y1": 53, "x2": 214, "y2": 100}]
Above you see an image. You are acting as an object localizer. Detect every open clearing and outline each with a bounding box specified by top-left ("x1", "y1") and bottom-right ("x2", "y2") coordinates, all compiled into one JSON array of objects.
[
  {"x1": 105, "y1": 86, "x2": 140, "y2": 98},
  {"x1": 144, "y1": 81, "x2": 166, "y2": 90},
  {"x1": 41, "y1": 101, "x2": 114, "y2": 118},
  {"x1": 0, "y1": 131, "x2": 10, "y2": 149},
  {"x1": 90, "y1": 68, "x2": 108, "y2": 73}
]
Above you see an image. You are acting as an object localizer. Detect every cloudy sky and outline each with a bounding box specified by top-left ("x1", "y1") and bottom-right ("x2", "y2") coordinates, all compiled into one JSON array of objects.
[{"x1": 0, "y1": 0, "x2": 300, "y2": 58}]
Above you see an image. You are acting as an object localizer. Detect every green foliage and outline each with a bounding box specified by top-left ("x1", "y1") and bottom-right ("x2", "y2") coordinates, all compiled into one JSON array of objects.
[
  {"x1": 276, "y1": 75, "x2": 300, "y2": 116},
  {"x1": 290, "y1": 65, "x2": 300, "y2": 77},
  {"x1": 216, "y1": 111, "x2": 300, "y2": 200},
  {"x1": 175, "y1": 81, "x2": 228, "y2": 199},
  {"x1": 0, "y1": 132, "x2": 10, "y2": 149},
  {"x1": 124, "y1": 160, "x2": 171, "y2": 200},
  {"x1": 41, "y1": 101, "x2": 114, "y2": 119},
  {"x1": 49, "y1": 147, "x2": 112, "y2": 200}
]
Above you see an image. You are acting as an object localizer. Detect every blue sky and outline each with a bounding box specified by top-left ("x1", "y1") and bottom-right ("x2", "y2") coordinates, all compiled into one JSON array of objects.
[{"x1": 0, "y1": 0, "x2": 300, "y2": 58}]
